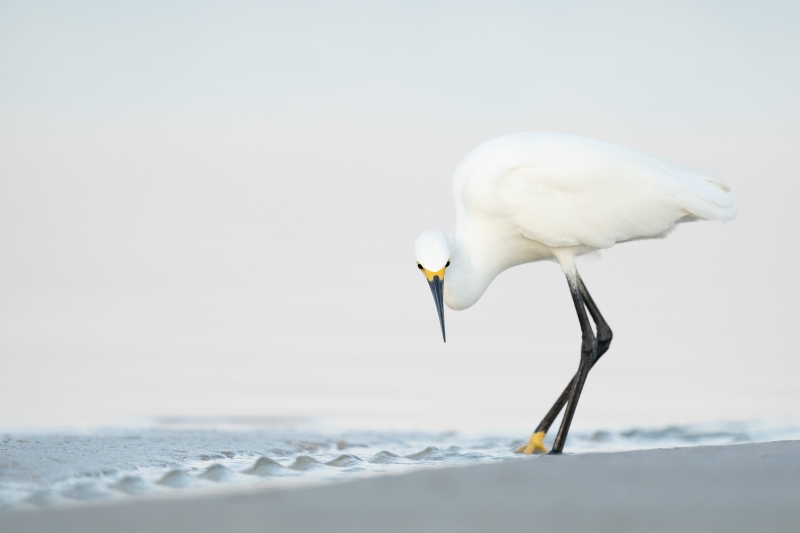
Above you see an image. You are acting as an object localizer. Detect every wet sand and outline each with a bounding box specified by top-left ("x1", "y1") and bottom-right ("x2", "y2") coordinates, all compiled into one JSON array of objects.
[{"x1": 2, "y1": 440, "x2": 799, "y2": 533}]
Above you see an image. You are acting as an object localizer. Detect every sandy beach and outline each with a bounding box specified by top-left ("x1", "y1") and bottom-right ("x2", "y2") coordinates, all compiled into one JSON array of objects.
[{"x1": 2, "y1": 440, "x2": 799, "y2": 533}]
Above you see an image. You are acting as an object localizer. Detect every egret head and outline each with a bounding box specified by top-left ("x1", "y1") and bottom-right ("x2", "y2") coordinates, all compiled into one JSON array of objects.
[{"x1": 414, "y1": 229, "x2": 451, "y2": 342}]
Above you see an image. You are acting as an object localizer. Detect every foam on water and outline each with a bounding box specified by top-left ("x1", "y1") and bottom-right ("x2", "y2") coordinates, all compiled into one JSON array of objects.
[{"x1": 1, "y1": 420, "x2": 798, "y2": 512}]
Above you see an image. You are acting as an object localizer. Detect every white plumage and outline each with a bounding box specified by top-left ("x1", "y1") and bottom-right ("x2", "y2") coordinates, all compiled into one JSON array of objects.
[
  {"x1": 418, "y1": 133, "x2": 737, "y2": 311},
  {"x1": 414, "y1": 132, "x2": 737, "y2": 454}
]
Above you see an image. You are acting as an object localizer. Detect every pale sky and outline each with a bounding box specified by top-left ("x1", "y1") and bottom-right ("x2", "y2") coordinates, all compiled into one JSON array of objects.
[{"x1": 1, "y1": 0, "x2": 798, "y2": 431}]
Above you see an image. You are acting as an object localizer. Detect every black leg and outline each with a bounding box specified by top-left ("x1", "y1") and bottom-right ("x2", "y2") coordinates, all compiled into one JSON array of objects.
[
  {"x1": 517, "y1": 275, "x2": 611, "y2": 454},
  {"x1": 534, "y1": 278, "x2": 613, "y2": 434},
  {"x1": 549, "y1": 272, "x2": 597, "y2": 454},
  {"x1": 580, "y1": 277, "x2": 613, "y2": 362}
]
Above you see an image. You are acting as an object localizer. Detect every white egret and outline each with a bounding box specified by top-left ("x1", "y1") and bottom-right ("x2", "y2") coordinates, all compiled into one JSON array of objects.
[{"x1": 414, "y1": 132, "x2": 737, "y2": 455}]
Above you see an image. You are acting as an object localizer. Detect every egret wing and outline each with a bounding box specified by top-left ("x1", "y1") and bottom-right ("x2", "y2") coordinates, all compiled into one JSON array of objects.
[{"x1": 455, "y1": 134, "x2": 737, "y2": 250}]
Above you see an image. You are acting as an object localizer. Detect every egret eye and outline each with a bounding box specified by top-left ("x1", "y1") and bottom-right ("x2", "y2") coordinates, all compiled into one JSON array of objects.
[
  {"x1": 445, "y1": 261, "x2": 450, "y2": 267},
  {"x1": 417, "y1": 263, "x2": 423, "y2": 270}
]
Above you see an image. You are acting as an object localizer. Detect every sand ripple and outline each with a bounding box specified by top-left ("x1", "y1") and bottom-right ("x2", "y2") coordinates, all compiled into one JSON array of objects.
[
  {"x1": 245, "y1": 457, "x2": 287, "y2": 476},
  {"x1": 199, "y1": 464, "x2": 237, "y2": 482},
  {"x1": 325, "y1": 454, "x2": 363, "y2": 467},
  {"x1": 369, "y1": 451, "x2": 409, "y2": 464},
  {"x1": 158, "y1": 470, "x2": 197, "y2": 488},
  {"x1": 290, "y1": 456, "x2": 324, "y2": 471},
  {"x1": 111, "y1": 476, "x2": 151, "y2": 495}
]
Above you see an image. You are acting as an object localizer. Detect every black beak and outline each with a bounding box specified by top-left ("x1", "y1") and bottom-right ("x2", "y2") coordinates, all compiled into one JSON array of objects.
[{"x1": 427, "y1": 275, "x2": 446, "y2": 343}]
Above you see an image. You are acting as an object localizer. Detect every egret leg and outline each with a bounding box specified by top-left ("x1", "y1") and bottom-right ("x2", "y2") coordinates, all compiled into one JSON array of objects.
[
  {"x1": 517, "y1": 277, "x2": 611, "y2": 454},
  {"x1": 579, "y1": 277, "x2": 613, "y2": 362},
  {"x1": 550, "y1": 272, "x2": 598, "y2": 454}
]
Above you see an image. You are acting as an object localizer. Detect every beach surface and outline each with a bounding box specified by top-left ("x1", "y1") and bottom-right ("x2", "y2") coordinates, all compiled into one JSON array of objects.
[{"x1": 2, "y1": 440, "x2": 799, "y2": 533}]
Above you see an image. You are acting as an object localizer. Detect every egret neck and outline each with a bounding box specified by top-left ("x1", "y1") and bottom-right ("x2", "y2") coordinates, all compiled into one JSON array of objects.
[{"x1": 441, "y1": 227, "x2": 565, "y2": 312}]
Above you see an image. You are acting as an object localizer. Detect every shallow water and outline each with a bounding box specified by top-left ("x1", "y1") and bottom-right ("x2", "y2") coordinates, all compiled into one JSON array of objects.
[{"x1": 1, "y1": 420, "x2": 798, "y2": 512}]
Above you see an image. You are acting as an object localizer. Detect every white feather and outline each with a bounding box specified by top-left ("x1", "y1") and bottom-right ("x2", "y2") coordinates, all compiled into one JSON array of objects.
[{"x1": 416, "y1": 132, "x2": 738, "y2": 310}]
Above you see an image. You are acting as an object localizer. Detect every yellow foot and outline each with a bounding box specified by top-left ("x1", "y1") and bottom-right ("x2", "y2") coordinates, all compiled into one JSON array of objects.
[{"x1": 516, "y1": 431, "x2": 548, "y2": 455}]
